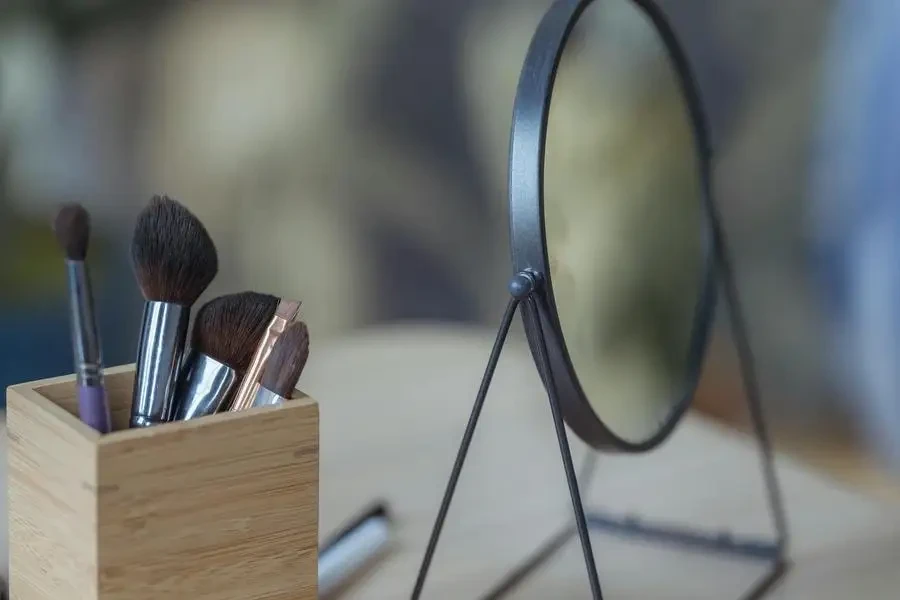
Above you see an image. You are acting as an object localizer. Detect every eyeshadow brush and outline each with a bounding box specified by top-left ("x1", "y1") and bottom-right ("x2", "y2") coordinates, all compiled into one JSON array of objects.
[
  {"x1": 229, "y1": 298, "x2": 302, "y2": 410},
  {"x1": 130, "y1": 195, "x2": 218, "y2": 427},
  {"x1": 53, "y1": 203, "x2": 112, "y2": 433},
  {"x1": 173, "y1": 292, "x2": 279, "y2": 420},
  {"x1": 250, "y1": 320, "x2": 310, "y2": 408}
]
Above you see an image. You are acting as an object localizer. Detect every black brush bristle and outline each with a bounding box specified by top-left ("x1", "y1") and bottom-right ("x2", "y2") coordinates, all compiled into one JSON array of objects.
[
  {"x1": 192, "y1": 292, "x2": 280, "y2": 372},
  {"x1": 131, "y1": 195, "x2": 218, "y2": 304},
  {"x1": 53, "y1": 203, "x2": 90, "y2": 261},
  {"x1": 261, "y1": 321, "x2": 310, "y2": 398}
]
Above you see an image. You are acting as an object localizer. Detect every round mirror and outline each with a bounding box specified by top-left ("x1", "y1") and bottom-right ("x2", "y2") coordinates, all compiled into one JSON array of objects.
[{"x1": 509, "y1": 0, "x2": 715, "y2": 451}]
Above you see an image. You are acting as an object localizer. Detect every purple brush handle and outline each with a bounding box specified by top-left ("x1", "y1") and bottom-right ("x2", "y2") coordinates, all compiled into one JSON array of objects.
[{"x1": 78, "y1": 385, "x2": 112, "y2": 434}]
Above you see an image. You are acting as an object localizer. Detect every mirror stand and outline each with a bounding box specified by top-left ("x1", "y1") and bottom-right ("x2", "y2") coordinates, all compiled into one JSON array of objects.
[{"x1": 410, "y1": 221, "x2": 790, "y2": 600}]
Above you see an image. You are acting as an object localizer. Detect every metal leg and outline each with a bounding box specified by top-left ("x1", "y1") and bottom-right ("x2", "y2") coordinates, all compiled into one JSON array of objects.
[
  {"x1": 741, "y1": 560, "x2": 790, "y2": 600},
  {"x1": 412, "y1": 272, "x2": 604, "y2": 599},
  {"x1": 710, "y1": 211, "x2": 790, "y2": 554},
  {"x1": 526, "y1": 295, "x2": 605, "y2": 599},
  {"x1": 410, "y1": 290, "x2": 524, "y2": 599}
]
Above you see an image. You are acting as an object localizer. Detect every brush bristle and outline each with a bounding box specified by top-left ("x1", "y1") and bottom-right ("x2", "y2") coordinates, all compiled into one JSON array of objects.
[
  {"x1": 131, "y1": 195, "x2": 219, "y2": 304},
  {"x1": 261, "y1": 321, "x2": 310, "y2": 398},
  {"x1": 192, "y1": 292, "x2": 280, "y2": 371},
  {"x1": 53, "y1": 203, "x2": 90, "y2": 261}
]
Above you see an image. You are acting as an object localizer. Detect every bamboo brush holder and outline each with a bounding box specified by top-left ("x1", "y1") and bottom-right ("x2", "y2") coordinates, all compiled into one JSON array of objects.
[{"x1": 6, "y1": 365, "x2": 319, "y2": 600}]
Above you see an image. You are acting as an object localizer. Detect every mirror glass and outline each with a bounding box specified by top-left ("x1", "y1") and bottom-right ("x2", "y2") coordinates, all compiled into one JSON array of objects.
[{"x1": 543, "y1": 0, "x2": 707, "y2": 444}]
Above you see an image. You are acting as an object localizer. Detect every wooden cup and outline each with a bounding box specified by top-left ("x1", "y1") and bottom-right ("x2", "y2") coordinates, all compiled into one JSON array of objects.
[{"x1": 6, "y1": 365, "x2": 318, "y2": 600}]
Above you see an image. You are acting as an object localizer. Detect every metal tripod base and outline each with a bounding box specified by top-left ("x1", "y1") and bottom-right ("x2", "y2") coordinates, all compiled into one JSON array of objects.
[
  {"x1": 480, "y1": 507, "x2": 789, "y2": 600},
  {"x1": 477, "y1": 401, "x2": 789, "y2": 600},
  {"x1": 410, "y1": 262, "x2": 790, "y2": 599}
]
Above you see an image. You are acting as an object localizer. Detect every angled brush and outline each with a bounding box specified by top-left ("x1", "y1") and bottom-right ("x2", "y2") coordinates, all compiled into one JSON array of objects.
[
  {"x1": 53, "y1": 203, "x2": 112, "y2": 433},
  {"x1": 250, "y1": 320, "x2": 310, "y2": 408},
  {"x1": 229, "y1": 298, "x2": 302, "y2": 410},
  {"x1": 172, "y1": 292, "x2": 279, "y2": 420},
  {"x1": 130, "y1": 195, "x2": 218, "y2": 427}
]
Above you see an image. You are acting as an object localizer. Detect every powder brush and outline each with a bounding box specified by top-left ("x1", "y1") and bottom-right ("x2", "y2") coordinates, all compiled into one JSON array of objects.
[
  {"x1": 173, "y1": 292, "x2": 279, "y2": 420},
  {"x1": 250, "y1": 320, "x2": 310, "y2": 408},
  {"x1": 53, "y1": 203, "x2": 112, "y2": 433},
  {"x1": 130, "y1": 195, "x2": 218, "y2": 427},
  {"x1": 229, "y1": 298, "x2": 301, "y2": 410}
]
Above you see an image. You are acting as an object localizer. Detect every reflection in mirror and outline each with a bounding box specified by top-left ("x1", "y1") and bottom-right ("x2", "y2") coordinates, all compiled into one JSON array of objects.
[{"x1": 543, "y1": 0, "x2": 707, "y2": 444}]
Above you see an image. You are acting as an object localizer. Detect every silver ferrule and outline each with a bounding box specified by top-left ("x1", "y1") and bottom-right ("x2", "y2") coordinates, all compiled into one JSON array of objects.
[
  {"x1": 131, "y1": 301, "x2": 190, "y2": 427},
  {"x1": 250, "y1": 386, "x2": 287, "y2": 409},
  {"x1": 172, "y1": 352, "x2": 238, "y2": 420},
  {"x1": 65, "y1": 260, "x2": 103, "y2": 387}
]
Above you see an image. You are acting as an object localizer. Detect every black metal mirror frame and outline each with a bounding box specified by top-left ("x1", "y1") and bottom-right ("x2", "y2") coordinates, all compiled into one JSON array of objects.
[
  {"x1": 509, "y1": 0, "x2": 717, "y2": 452},
  {"x1": 410, "y1": 1, "x2": 790, "y2": 598}
]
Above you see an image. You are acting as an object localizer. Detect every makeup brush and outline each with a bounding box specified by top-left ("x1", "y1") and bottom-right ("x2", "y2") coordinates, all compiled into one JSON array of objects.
[
  {"x1": 229, "y1": 298, "x2": 302, "y2": 410},
  {"x1": 130, "y1": 195, "x2": 218, "y2": 427},
  {"x1": 250, "y1": 320, "x2": 310, "y2": 408},
  {"x1": 53, "y1": 203, "x2": 112, "y2": 434},
  {"x1": 172, "y1": 291, "x2": 279, "y2": 420}
]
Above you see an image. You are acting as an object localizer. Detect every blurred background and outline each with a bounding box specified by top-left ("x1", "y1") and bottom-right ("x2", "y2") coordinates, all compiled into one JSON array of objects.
[{"x1": 0, "y1": 0, "x2": 898, "y2": 493}]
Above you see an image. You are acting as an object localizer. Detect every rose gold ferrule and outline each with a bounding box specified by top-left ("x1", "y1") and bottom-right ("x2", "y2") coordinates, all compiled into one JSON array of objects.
[{"x1": 229, "y1": 298, "x2": 300, "y2": 411}]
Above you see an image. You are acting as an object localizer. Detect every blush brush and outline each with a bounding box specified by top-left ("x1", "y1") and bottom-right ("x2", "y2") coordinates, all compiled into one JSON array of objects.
[
  {"x1": 130, "y1": 195, "x2": 218, "y2": 427},
  {"x1": 250, "y1": 320, "x2": 310, "y2": 408},
  {"x1": 53, "y1": 203, "x2": 112, "y2": 433},
  {"x1": 173, "y1": 291, "x2": 279, "y2": 420}
]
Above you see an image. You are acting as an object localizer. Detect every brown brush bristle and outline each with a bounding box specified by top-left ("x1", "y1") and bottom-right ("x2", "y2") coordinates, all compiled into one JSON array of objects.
[
  {"x1": 52, "y1": 203, "x2": 90, "y2": 261},
  {"x1": 130, "y1": 195, "x2": 218, "y2": 304},
  {"x1": 192, "y1": 292, "x2": 280, "y2": 371},
  {"x1": 261, "y1": 321, "x2": 310, "y2": 398}
]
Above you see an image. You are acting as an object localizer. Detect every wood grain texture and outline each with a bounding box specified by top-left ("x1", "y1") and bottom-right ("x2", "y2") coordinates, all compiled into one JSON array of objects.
[
  {"x1": 7, "y1": 381, "x2": 98, "y2": 600},
  {"x1": 6, "y1": 367, "x2": 318, "y2": 600}
]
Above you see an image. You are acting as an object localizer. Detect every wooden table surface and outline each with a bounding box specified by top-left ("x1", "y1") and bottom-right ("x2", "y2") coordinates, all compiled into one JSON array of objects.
[
  {"x1": 4, "y1": 324, "x2": 900, "y2": 598},
  {"x1": 304, "y1": 325, "x2": 900, "y2": 599}
]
